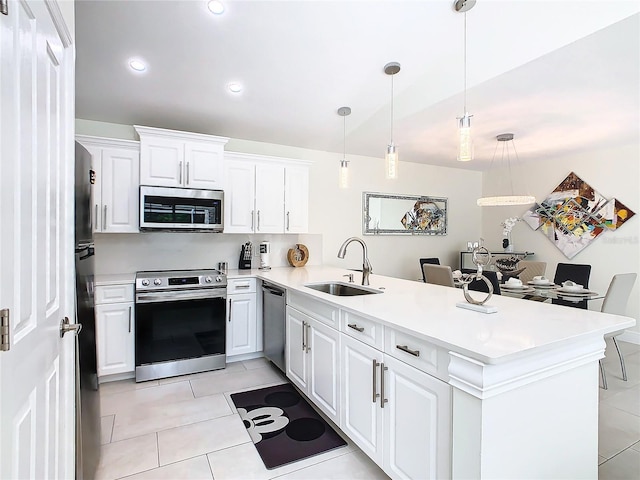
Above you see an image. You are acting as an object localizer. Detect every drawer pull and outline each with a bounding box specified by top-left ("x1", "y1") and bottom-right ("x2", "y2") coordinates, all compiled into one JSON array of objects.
[
  {"x1": 235, "y1": 284, "x2": 251, "y2": 289},
  {"x1": 396, "y1": 344, "x2": 420, "y2": 357},
  {"x1": 348, "y1": 323, "x2": 364, "y2": 333}
]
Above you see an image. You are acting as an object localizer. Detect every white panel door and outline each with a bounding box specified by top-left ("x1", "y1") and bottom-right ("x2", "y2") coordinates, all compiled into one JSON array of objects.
[
  {"x1": 383, "y1": 355, "x2": 452, "y2": 480},
  {"x1": 101, "y1": 147, "x2": 139, "y2": 233},
  {"x1": 95, "y1": 303, "x2": 135, "y2": 377},
  {"x1": 223, "y1": 160, "x2": 255, "y2": 233},
  {"x1": 340, "y1": 334, "x2": 384, "y2": 465},
  {"x1": 308, "y1": 319, "x2": 340, "y2": 425},
  {"x1": 139, "y1": 137, "x2": 183, "y2": 187},
  {"x1": 255, "y1": 163, "x2": 285, "y2": 233},
  {"x1": 0, "y1": 0, "x2": 74, "y2": 478},
  {"x1": 184, "y1": 141, "x2": 224, "y2": 189},
  {"x1": 226, "y1": 293, "x2": 257, "y2": 357},
  {"x1": 285, "y1": 308, "x2": 308, "y2": 391},
  {"x1": 284, "y1": 166, "x2": 309, "y2": 233}
]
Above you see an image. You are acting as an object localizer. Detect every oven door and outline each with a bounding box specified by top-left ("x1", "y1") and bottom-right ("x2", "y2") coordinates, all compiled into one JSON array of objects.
[
  {"x1": 139, "y1": 185, "x2": 224, "y2": 231},
  {"x1": 135, "y1": 288, "x2": 226, "y2": 381}
]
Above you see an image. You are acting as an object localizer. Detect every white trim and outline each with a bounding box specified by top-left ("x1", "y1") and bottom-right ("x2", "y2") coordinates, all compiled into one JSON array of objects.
[
  {"x1": 225, "y1": 150, "x2": 313, "y2": 167},
  {"x1": 44, "y1": 0, "x2": 72, "y2": 48},
  {"x1": 134, "y1": 125, "x2": 229, "y2": 145},
  {"x1": 75, "y1": 135, "x2": 139, "y2": 150},
  {"x1": 448, "y1": 335, "x2": 606, "y2": 399}
]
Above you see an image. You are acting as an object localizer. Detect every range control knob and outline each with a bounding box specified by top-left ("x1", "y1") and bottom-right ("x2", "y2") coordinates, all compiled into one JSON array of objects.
[
  {"x1": 204, "y1": 276, "x2": 213, "y2": 283},
  {"x1": 141, "y1": 279, "x2": 150, "y2": 286},
  {"x1": 215, "y1": 276, "x2": 222, "y2": 283},
  {"x1": 153, "y1": 278, "x2": 162, "y2": 286}
]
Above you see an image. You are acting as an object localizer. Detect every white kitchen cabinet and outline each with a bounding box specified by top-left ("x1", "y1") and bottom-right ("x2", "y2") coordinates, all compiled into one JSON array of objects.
[
  {"x1": 284, "y1": 165, "x2": 309, "y2": 233},
  {"x1": 76, "y1": 136, "x2": 139, "y2": 233},
  {"x1": 286, "y1": 306, "x2": 341, "y2": 425},
  {"x1": 135, "y1": 125, "x2": 228, "y2": 189},
  {"x1": 95, "y1": 284, "x2": 135, "y2": 378},
  {"x1": 226, "y1": 278, "x2": 258, "y2": 358},
  {"x1": 341, "y1": 317, "x2": 451, "y2": 479},
  {"x1": 223, "y1": 151, "x2": 310, "y2": 234}
]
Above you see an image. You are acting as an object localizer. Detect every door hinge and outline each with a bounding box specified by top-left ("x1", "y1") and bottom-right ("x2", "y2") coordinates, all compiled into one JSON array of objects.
[
  {"x1": 1, "y1": 0, "x2": 8, "y2": 16},
  {"x1": 1, "y1": 308, "x2": 10, "y2": 351}
]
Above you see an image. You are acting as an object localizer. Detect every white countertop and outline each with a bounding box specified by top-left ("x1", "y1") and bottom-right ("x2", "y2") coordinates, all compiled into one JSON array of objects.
[{"x1": 253, "y1": 266, "x2": 635, "y2": 365}]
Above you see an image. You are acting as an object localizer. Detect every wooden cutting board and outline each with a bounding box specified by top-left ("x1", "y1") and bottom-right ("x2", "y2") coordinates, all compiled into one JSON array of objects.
[{"x1": 287, "y1": 244, "x2": 309, "y2": 267}]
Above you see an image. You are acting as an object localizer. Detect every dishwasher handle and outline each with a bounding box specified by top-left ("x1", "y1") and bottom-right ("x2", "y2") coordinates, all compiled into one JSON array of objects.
[{"x1": 262, "y1": 284, "x2": 284, "y2": 296}]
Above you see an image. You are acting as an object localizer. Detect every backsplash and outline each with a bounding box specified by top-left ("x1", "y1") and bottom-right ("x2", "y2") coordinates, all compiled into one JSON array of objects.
[{"x1": 94, "y1": 232, "x2": 323, "y2": 274}]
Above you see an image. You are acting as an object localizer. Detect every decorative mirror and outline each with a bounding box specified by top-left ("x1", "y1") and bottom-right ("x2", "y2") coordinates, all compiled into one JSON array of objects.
[{"x1": 362, "y1": 192, "x2": 448, "y2": 235}]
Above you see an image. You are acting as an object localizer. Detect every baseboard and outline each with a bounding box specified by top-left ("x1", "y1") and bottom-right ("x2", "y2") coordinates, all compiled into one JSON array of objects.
[
  {"x1": 619, "y1": 330, "x2": 640, "y2": 345},
  {"x1": 227, "y1": 351, "x2": 264, "y2": 363}
]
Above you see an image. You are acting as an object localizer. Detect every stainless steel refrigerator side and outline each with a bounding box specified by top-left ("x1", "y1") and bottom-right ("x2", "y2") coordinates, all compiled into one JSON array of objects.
[{"x1": 74, "y1": 142, "x2": 100, "y2": 479}]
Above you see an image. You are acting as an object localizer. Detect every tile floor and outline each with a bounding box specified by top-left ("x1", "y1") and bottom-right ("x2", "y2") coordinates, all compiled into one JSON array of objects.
[{"x1": 96, "y1": 341, "x2": 640, "y2": 480}]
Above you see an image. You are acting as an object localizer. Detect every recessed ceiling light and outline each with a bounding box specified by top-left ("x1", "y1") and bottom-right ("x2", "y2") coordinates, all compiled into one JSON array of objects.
[
  {"x1": 227, "y1": 83, "x2": 243, "y2": 94},
  {"x1": 207, "y1": 0, "x2": 225, "y2": 15},
  {"x1": 128, "y1": 59, "x2": 147, "y2": 72}
]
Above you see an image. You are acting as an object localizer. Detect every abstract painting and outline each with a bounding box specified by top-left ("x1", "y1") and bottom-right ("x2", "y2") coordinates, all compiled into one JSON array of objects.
[{"x1": 522, "y1": 172, "x2": 635, "y2": 259}]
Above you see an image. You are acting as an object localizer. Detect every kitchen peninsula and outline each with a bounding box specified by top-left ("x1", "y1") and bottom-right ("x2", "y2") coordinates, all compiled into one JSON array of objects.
[{"x1": 251, "y1": 265, "x2": 635, "y2": 480}]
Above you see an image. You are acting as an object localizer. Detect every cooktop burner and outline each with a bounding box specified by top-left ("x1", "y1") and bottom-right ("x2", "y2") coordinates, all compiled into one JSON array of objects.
[{"x1": 135, "y1": 269, "x2": 226, "y2": 291}]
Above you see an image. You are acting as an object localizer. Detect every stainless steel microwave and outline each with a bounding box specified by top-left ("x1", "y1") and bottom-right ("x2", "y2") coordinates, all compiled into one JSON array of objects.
[{"x1": 139, "y1": 186, "x2": 224, "y2": 232}]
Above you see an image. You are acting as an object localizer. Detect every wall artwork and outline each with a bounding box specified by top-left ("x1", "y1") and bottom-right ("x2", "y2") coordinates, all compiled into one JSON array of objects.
[{"x1": 522, "y1": 172, "x2": 635, "y2": 259}]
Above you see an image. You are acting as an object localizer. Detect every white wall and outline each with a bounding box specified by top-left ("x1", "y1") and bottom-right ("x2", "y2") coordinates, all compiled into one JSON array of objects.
[
  {"x1": 77, "y1": 119, "x2": 483, "y2": 282},
  {"x1": 480, "y1": 142, "x2": 640, "y2": 335}
]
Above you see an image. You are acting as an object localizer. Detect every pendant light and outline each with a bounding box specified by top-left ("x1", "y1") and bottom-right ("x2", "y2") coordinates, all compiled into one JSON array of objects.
[
  {"x1": 337, "y1": 106, "x2": 351, "y2": 189},
  {"x1": 477, "y1": 133, "x2": 536, "y2": 207},
  {"x1": 454, "y1": 0, "x2": 475, "y2": 162},
  {"x1": 384, "y1": 62, "x2": 400, "y2": 179}
]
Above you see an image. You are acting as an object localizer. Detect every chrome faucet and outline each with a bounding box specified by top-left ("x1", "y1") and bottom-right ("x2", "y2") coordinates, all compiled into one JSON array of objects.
[{"x1": 337, "y1": 237, "x2": 372, "y2": 286}]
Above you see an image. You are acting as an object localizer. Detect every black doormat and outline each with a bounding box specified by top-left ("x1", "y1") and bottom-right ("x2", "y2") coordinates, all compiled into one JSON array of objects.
[{"x1": 230, "y1": 383, "x2": 347, "y2": 469}]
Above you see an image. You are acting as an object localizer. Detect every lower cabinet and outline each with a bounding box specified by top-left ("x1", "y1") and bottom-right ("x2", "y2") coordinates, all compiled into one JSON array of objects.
[
  {"x1": 95, "y1": 284, "x2": 135, "y2": 377},
  {"x1": 226, "y1": 278, "x2": 259, "y2": 358},
  {"x1": 286, "y1": 306, "x2": 340, "y2": 425},
  {"x1": 341, "y1": 323, "x2": 451, "y2": 479}
]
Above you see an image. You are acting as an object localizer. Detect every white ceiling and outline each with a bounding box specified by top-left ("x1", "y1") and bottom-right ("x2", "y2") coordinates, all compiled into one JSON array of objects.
[{"x1": 74, "y1": 1, "x2": 640, "y2": 171}]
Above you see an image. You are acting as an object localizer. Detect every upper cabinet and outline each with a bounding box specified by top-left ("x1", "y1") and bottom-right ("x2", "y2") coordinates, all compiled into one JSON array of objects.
[
  {"x1": 135, "y1": 126, "x2": 229, "y2": 190},
  {"x1": 224, "y1": 152, "x2": 311, "y2": 234},
  {"x1": 76, "y1": 135, "x2": 140, "y2": 234}
]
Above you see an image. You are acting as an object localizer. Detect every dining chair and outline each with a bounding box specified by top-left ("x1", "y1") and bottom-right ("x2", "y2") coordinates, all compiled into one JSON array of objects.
[
  {"x1": 552, "y1": 263, "x2": 591, "y2": 309},
  {"x1": 461, "y1": 269, "x2": 501, "y2": 295},
  {"x1": 422, "y1": 264, "x2": 455, "y2": 287},
  {"x1": 599, "y1": 273, "x2": 637, "y2": 390},
  {"x1": 419, "y1": 258, "x2": 441, "y2": 282},
  {"x1": 517, "y1": 260, "x2": 547, "y2": 285}
]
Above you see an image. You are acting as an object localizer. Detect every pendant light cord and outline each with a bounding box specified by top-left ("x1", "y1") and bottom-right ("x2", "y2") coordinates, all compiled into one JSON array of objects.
[
  {"x1": 463, "y1": 12, "x2": 467, "y2": 113},
  {"x1": 390, "y1": 73, "x2": 394, "y2": 143},
  {"x1": 343, "y1": 113, "x2": 346, "y2": 161}
]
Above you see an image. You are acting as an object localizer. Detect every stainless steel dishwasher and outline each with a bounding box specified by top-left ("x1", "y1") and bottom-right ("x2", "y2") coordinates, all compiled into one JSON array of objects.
[{"x1": 262, "y1": 282, "x2": 286, "y2": 372}]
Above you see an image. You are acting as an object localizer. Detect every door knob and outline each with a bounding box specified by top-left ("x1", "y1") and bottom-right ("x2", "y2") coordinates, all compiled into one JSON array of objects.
[{"x1": 60, "y1": 317, "x2": 82, "y2": 338}]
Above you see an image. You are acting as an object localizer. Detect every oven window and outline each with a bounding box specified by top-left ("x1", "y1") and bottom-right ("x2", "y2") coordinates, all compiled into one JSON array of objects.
[
  {"x1": 135, "y1": 297, "x2": 225, "y2": 366},
  {"x1": 142, "y1": 195, "x2": 222, "y2": 226}
]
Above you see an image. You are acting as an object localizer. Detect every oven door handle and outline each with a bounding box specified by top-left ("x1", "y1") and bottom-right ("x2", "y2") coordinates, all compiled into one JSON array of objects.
[{"x1": 135, "y1": 289, "x2": 226, "y2": 304}]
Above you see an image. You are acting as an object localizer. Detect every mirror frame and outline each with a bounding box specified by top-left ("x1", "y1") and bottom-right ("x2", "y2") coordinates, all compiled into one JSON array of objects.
[{"x1": 362, "y1": 192, "x2": 448, "y2": 235}]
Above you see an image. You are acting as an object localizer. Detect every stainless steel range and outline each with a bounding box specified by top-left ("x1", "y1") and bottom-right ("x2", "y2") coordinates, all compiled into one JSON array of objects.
[{"x1": 134, "y1": 269, "x2": 227, "y2": 382}]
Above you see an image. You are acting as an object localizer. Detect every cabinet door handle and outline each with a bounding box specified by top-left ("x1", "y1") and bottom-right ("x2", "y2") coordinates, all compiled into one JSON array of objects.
[
  {"x1": 251, "y1": 210, "x2": 254, "y2": 231},
  {"x1": 372, "y1": 359, "x2": 380, "y2": 403},
  {"x1": 305, "y1": 323, "x2": 311, "y2": 353},
  {"x1": 179, "y1": 161, "x2": 183, "y2": 184},
  {"x1": 380, "y1": 363, "x2": 388, "y2": 408},
  {"x1": 228, "y1": 299, "x2": 232, "y2": 322},
  {"x1": 95, "y1": 204, "x2": 99, "y2": 230},
  {"x1": 186, "y1": 162, "x2": 190, "y2": 184},
  {"x1": 257, "y1": 210, "x2": 261, "y2": 231},
  {"x1": 301, "y1": 320, "x2": 306, "y2": 351},
  {"x1": 348, "y1": 323, "x2": 364, "y2": 333},
  {"x1": 396, "y1": 344, "x2": 420, "y2": 357},
  {"x1": 286, "y1": 211, "x2": 290, "y2": 231},
  {"x1": 103, "y1": 205, "x2": 107, "y2": 230},
  {"x1": 128, "y1": 306, "x2": 132, "y2": 333}
]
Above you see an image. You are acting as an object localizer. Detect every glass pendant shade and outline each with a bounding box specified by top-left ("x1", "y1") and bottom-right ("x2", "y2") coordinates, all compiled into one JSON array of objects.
[
  {"x1": 339, "y1": 159, "x2": 349, "y2": 189},
  {"x1": 457, "y1": 113, "x2": 473, "y2": 162},
  {"x1": 385, "y1": 143, "x2": 398, "y2": 179}
]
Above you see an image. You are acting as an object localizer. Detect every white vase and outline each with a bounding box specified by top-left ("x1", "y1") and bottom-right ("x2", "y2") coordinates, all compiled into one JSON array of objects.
[{"x1": 505, "y1": 244, "x2": 514, "y2": 253}]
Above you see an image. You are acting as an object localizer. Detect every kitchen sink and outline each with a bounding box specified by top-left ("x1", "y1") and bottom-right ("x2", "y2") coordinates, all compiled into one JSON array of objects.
[{"x1": 304, "y1": 282, "x2": 382, "y2": 296}]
